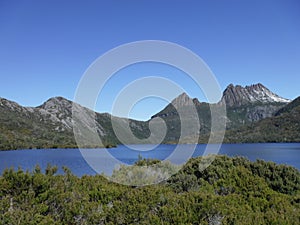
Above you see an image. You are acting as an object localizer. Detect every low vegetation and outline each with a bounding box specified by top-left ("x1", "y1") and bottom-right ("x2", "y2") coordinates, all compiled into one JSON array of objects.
[{"x1": 0, "y1": 155, "x2": 299, "y2": 224}]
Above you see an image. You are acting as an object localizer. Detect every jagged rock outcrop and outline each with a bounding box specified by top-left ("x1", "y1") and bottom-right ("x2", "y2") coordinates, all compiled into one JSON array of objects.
[
  {"x1": 152, "y1": 93, "x2": 201, "y2": 119},
  {"x1": 220, "y1": 83, "x2": 290, "y2": 107},
  {"x1": 37, "y1": 97, "x2": 74, "y2": 130},
  {"x1": 171, "y1": 92, "x2": 194, "y2": 108}
]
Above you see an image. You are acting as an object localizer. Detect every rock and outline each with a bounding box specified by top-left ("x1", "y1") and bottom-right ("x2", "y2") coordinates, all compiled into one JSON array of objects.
[
  {"x1": 220, "y1": 83, "x2": 290, "y2": 107},
  {"x1": 171, "y1": 92, "x2": 195, "y2": 108}
]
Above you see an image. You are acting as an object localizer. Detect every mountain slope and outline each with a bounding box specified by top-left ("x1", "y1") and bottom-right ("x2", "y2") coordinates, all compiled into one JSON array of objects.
[
  {"x1": 0, "y1": 97, "x2": 149, "y2": 150},
  {"x1": 224, "y1": 96, "x2": 300, "y2": 143},
  {"x1": 275, "y1": 96, "x2": 300, "y2": 116},
  {"x1": 0, "y1": 83, "x2": 296, "y2": 149},
  {"x1": 151, "y1": 93, "x2": 212, "y2": 143},
  {"x1": 0, "y1": 97, "x2": 76, "y2": 149}
]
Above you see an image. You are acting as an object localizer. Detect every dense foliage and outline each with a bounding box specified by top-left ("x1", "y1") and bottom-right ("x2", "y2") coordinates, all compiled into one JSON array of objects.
[{"x1": 0, "y1": 155, "x2": 299, "y2": 224}]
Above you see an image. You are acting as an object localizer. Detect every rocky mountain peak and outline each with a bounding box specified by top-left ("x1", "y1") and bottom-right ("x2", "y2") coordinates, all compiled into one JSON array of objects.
[
  {"x1": 171, "y1": 92, "x2": 195, "y2": 108},
  {"x1": 0, "y1": 97, "x2": 35, "y2": 114},
  {"x1": 0, "y1": 97, "x2": 20, "y2": 110},
  {"x1": 37, "y1": 97, "x2": 75, "y2": 129},
  {"x1": 220, "y1": 83, "x2": 290, "y2": 107},
  {"x1": 38, "y1": 96, "x2": 72, "y2": 112}
]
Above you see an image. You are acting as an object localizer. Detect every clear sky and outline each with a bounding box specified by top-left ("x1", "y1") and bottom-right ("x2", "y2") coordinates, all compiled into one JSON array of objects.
[{"x1": 0, "y1": 0, "x2": 299, "y2": 121}]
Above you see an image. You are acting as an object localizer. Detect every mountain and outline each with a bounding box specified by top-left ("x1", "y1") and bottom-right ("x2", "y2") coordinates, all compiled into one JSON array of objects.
[
  {"x1": 37, "y1": 97, "x2": 74, "y2": 130},
  {"x1": 151, "y1": 93, "x2": 211, "y2": 143},
  {"x1": 0, "y1": 83, "x2": 298, "y2": 150},
  {"x1": 220, "y1": 83, "x2": 290, "y2": 128},
  {"x1": 0, "y1": 97, "x2": 149, "y2": 150},
  {"x1": 220, "y1": 83, "x2": 290, "y2": 107},
  {"x1": 224, "y1": 96, "x2": 300, "y2": 143},
  {"x1": 0, "y1": 97, "x2": 75, "y2": 150},
  {"x1": 150, "y1": 83, "x2": 290, "y2": 143}
]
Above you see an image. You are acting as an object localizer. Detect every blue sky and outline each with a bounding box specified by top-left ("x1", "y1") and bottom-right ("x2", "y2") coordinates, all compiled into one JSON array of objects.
[{"x1": 0, "y1": 0, "x2": 299, "y2": 120}]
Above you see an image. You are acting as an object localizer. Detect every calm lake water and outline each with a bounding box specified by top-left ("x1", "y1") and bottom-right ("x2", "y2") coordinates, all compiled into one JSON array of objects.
[{"x1": 0, "y1": 143, "x2": 299, "y2": 176}]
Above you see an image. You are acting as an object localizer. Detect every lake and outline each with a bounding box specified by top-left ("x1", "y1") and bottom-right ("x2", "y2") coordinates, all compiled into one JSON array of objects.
[{"x1": 0, "y1": 143, "x2": 299, "y2": 176}]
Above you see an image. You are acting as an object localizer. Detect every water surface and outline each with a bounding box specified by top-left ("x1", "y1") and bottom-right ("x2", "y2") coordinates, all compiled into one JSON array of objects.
[{"x1": 0, "y1": 143, "x2": 299, "y2": 176}]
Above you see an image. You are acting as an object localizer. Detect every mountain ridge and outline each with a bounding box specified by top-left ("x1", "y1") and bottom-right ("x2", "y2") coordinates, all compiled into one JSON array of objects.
[
  {"x1": 0, "y1": 83, "x2": 298, "y2": 150},
  {"x1": 0, "y1": 82, "x2": 290, "y2": 119},
  {"x1": 219, "y1": 83, "x2": 290, "y2": 107}
]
